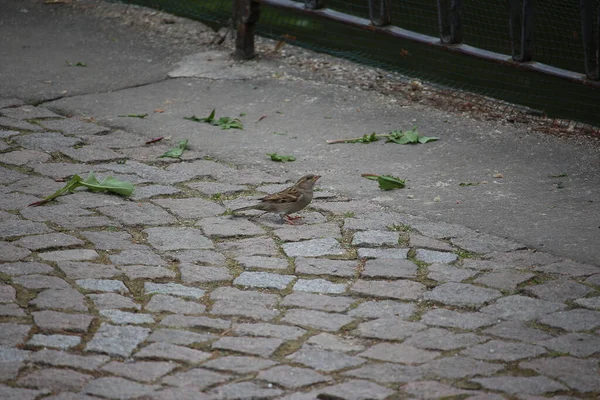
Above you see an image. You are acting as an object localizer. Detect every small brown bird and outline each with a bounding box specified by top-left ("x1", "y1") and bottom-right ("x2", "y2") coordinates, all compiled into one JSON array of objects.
[{"x1": 232, "y1": 174, "x2": 321, "y2": 224}]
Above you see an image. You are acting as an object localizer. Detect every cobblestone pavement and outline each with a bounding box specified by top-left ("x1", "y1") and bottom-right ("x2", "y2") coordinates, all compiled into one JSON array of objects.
[{"x1": 0, "y1": 103, "x2": 599, "y2": 399}]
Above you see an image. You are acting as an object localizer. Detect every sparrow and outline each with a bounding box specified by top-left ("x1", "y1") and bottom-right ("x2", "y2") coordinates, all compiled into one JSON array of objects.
[{"x1": 232, "y1": 174, "x2": 321, "y2": 224}]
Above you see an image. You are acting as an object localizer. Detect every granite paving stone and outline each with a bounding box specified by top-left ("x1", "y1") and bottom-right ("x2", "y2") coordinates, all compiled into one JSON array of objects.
[
  {"x1": 0, "y1": 165, "x2": 28, "y2": 185},
  {"x1": 211, "y1": 299, "x2": 280, "y2": 321},
  {"x1": 38, "y1": 117, "x2": 109, "y2": 135},
  {"x1": 403, "y1": 328, "x2": 487, "y2": 350},
  {"x1": 400, "y1": 381, "x2": 477, "y2": 398},
  {"x1": 420, "y1": 356, "x2": 504, "y2": 379},
  {"x1": 212, "y1": 337, "x2": 284, "y2": 357},
  {"x1": 88, "y1": 293, "x2": 141, "y2": 310},
  {"x1": 7, "y1": 175, "x2": 64, "y2": 196},
  {"x1": 167, "y1": 249, "x2": 226, "y2": 265},
  {"x1": 586, "y1": 273, "x2": 600, "y2": 285},
  {"x1": 287, "y1": 344, "x2": 366, "y2": 372},
  {"x1": 474, "y1": 270, "x2": 536, "y2": 291},
  {"x1": 305, "y1": 332, "x2": 366, "y2": 351},
  {"x1": 420, "y1": 308, "x2": 498, "y2": 329},
  {"x1": 471, "y1": 376, "x2": 567, "y2": 395},
  {"x1": 57, "y1": 261, "x2": 119, "y2": 280},
  {"x1": 350, "y1": 279, "x2": 425, "y2": 300},
  {"x1": 38, "y1": 249, "x2": 99, "y2": 262},
  {"x1": 282, "y1": 292, "x2": 354, "y2": 312},
  {"x1": 519, "y1": 356, "x2": 600, "y2": 392},
  {"x1": 0, "y1": 304, "x2": 25, "y2": 317},
  {"x1": 134, "y1": 342, "x2": 211, "y2": 363},
  {"x1": 76, "y1": 279, "x2": 128, "y2": 293},
  {"x1": 356, "y1": 317, "x2": 427, "y2": 340},
  {"x1": 208, "y1": 381, "x2": 283, "y2": 399},
  {"x1": 83, "y1": 377, "x2": 159, "y2": 399},
  {"x1": 282, "y1": 238, "x2": 346, "y2": 257},
  {"x1": 294, "y1": 257, "x2": 357, "y2": 277},
  {"x1": 359, "y1": 343, "x2": 440, "y2": 364},
  {"x1": 537, "y1": 332, "x2": 600, "y2": 357},
  {"x1": 30, "y1": 288, "x2": 88, "y2": 311},
  {"x1": 423, "y1": 282, "x2": 502, "y2": 307},
  {"x1": 462, "y1": 340, "x2": 546, "y2": 361},
  {"x1": 523, "y1": 279, "x2": 593, "y2": 302},
  {"x1": 60, "y1": 145, "x2": 123, "y2": 162},
  {"x1": 538, "y1": 309, "x2": 600, "y2": 331},
  {"x1": 120, "y1": 265, "x2": 176, "y2": 280},
  {"x1": 101, "y1": 361, "x2": 178, "y2": 383},
  {"x1": 17, "y1": 368, "x2": 93, "y2": 392},
  {"x1": 409, "y1": 221, "x2": 474, "y2": 239},
  {"x1": 0, "y1": 385, "x2": 48, "y2": 400},
  {"x1": 409, "y1": 233, "x2": 455, "y2": 252},
  {"x1": 257, "y1": 365, "x2": 331, "y2": 388},
  {"x1": 312, "y1": 200, "x2": 381, "y2": 214},
  {"x1": 232, "y1": 323, "x2": 307, "y2": 340},
  {"x1": 282, "y1": 308, "x2": 354, "y2": 331},
  {"x1": 198, "y1": 216, "x2": 265, "y2": 237},
  {"x1": 292, "y1": 278, "x2": 347, "y2": 294},
  {"x1": 186, "y1": 181, "x2": 247, "y2": 195},
  {"x1": 108, "y1": 248, "x2": 165, "y2": 265},
  {"x1": 532, "y1": 259, "x2": 599, "y2": 276},
  {"x1": 13, "y1": 132, "x2": 81, "y2": 152},
  {"x1": 210, "y1": 287, "x2": 280, "y2": 306},
  {"x1": 32, "y1": 310, "x2": 94, "y2": 333},
  {"x1": 415, "y1": 249, "x2": 458, "y2": 264},
  {"x1": 152, "y1": 197, "x2": 225, "y2": 219},
  {"x1": 357, "y1": 247, "x2": 409, "y2": 259},
  {"x1": 13, "y1": 274, "x2": 71, "y2": 290},
  {"x1": 308, "y1": 379, "x2": 395, "y2": 400},
  {"x1": 97, "y1": 203, "x2": 177, "y2": 225},
  {"x1": 483, "y1": 321, "x2": 553, "y2": 343},
  {"x1": 13, "y1": 232, "x2": 85, "y2": 251},
  {"x1": 0, "y1": 242, "x2": 30, "y2": 261},
  {"x1": 0, "y1": 261, "x2": 53, "y2": 276},
  {"x1": 480, "y1": 295, "x2": 566, "y2": 321},
  {"x1": 0, "y1": 195, "x2": 45, "y2": 213},
  {"x1": 352, "y1": 230, "x2": 399, "y2": 247},
  {"x1": 450, "y1": 232, "x2": 524, "y2": 254},
  {"x1": 180, "y1": 263, "x2": 232, "y2": 283},
  {"x1": 203, "y1": 356, "x2": 278, "y2": 373},
  {"x1": 28, "y1": 349, "x2": 110, "y2": 371},
  {"x1": 130, "y1": 184, "x2": 182, "y2": 200},
  {"x1": 145, "y1": 294, "x2": 206, "y2": 314},
  {"x1": 1, "y1": 105, "x2": 61, "y2": 119},
  {"x1": 235, "y1": 255, "x2": 289, "y2": 271},
  {"x1": 160, "y1": 315, "x2": 231, "y2": 330},
  {"x1": 86, "y1": 323, "x2": 150, "y2": 357},
  {"x1": 28, "y1": 334, "x2": 81, "y2": 349},
  {"x1": 147, "y1": 387, "x2": 212, "y2": 400},
  {"x1": 144, "y1": 227, "x2": 214, "y2": 251},
  {"x1": 217, "y1": 237, "x2": 280, "y2": 257},
  {"x1": 147, "y1": 329, "x2": 217, "y2": 345},
  {"x1": 100, "y1": 310, "x2": 155, "y2": 325},
  {"x1": 273, "y1": 222, "x2": 341, "y2": 242},
  {"x1": 362, "y1": 258, "x2": 418, "y2": 278},
  {"x1": 574, "y1": 297, "x2": 600, "y2": 310},
  {"x1": 343, "y1": 363, "x2": 423, "y2": 383},
  {"x1": 233, "y1": 271, "x2": 295, "y2": 289},
  {"x1": 144, "y1": 282, "x2": 205, "y2": 299},
  {"x1": 0, "y1": 284, "x2": 16, "y2": 303},
  {"x1": 0, "y1": 323, "x2": 30, "y2": 346},
  {"x1": 348, "y1": 300, "x2": 417, "y2": 319},
  {"x1": 20, "y1": 204, "x2": 93, "y2": 223},
  {"x1": 80, "y1": 230, "x2": 136, "y2": 250}
]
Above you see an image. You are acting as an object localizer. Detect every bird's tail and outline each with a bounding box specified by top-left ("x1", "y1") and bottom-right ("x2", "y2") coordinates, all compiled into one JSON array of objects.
[{"x1": 231, "y1": 205, "x2": 257, "y2": 213}]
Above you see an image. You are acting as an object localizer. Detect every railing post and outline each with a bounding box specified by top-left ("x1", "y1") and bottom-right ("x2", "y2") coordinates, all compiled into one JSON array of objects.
[
  {"x1": 234, "y1": 0, "x2": 260, "y2": 59},
  {"x1": 305, "y1": 0, "x2": 326, "y2": 10},
  {"x1": 368, "y1": 0, "x2": 392, "y2": 26},
  {"x1": 436, "y1": 0, "x2": 462, "y2": 44},
  {"x1": 509, "y1": 0, "x2": 533, "y2": 62},
  {"x1": 580, "y1": 0, "x2": 599, "y2": 80}
]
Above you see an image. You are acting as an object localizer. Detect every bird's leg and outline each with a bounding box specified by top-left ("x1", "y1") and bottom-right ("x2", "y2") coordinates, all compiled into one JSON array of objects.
[{"x1": 283, "y1": 215, "x2": 301, "y2": 225}]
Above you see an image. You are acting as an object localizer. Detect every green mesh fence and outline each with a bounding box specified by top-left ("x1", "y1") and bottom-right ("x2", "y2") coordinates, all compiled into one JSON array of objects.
[{"x1": 114, "y1": 0, "x2": 600, "y2": 128}]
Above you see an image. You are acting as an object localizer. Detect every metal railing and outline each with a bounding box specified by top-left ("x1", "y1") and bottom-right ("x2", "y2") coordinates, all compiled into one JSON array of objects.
[{"x1": 234, "y1": 0, "x2": 600, "y2": 88}]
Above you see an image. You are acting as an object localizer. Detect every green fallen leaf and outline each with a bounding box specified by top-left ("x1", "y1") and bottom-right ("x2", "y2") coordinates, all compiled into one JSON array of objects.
[
  {"x1": 349, "y1": 133, "x2": 379, "y2": 143},
  {"x1": 28, "y1": 173, "x2": 134, "y2": 207},
  {"x1": 267, "y1": 153, "x2": 296, "y2": 162},
  {"x1": 361, "y1": 174, "x2": 406, "y2": 190},
  {"x1": 118, "y1": 113, "x2": 148, "y2": 119},
  {"x1": 459, "y1": 182, "x2": 480, "y2": 187},
  {"x1": 160, "y1": 139, "x2": 188, "y2": 158},
  {"x1": 185, "y1": 109, "x2": 243, "y2": 130},
  {"x1": 387, "y1": 128, "x2": 438, "y2": 144}
]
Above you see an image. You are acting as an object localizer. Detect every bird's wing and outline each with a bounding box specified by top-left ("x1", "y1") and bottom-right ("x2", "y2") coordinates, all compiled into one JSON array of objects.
[{"x1": 261, "y1": 186, "x2": 303, "y2": 204}]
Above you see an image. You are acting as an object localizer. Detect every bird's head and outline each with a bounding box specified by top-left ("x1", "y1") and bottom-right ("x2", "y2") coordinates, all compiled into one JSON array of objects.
[{"x1": 295, "y1": 174, "x2": 321, "y2": 190}]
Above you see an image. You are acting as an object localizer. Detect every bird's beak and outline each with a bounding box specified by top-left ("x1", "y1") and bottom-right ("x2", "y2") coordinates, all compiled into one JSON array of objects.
[{"x1": 313, "y1": 175, "x2": 321, "y2": 181}]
